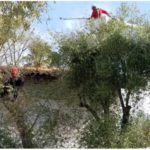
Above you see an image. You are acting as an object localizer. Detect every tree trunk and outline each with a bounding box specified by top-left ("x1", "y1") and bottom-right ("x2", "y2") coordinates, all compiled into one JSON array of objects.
[
  {"x1": 121, "y1": 105, "x2": 131, "y2": 129},
  {"x1": 117, "y1": 88, "x2": 131, "y2": 129},
  {"x1": 3, "y1": 101, "x2": 35, "y2": 148},
  {"x1": 15, "y1": 111, "x2": 35, "y2": 148},
  {"x1": 83, "y1": 102, "x2": 100, "y2": 122},
  {"x1": 101, "y1": 98, "x2": 110, "y2": 122},
  {"x1": 78, "y1": 93, "x2": 100, "y2": 122}
]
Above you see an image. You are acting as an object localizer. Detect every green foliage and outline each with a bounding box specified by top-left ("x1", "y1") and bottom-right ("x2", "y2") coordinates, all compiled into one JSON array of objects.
[
  {"x1": 79, "y1": 117, "x2": 119, "y2": 148},
  {"x1": 100, "y1": 26, "x2": 149, "y2": 92},
  {"x1": 0, "y1": 128, "x2": 18, "y2": 148},
  {"x1": 116, "y1": 2, "x2": 146, "y2": 25},
  {"x1": 51, "y1": 51, "x2": 61, "y2": 67},
  {"x1": 79, "y1": 113, "x2": 150, "y2": 148},
  {"x1": 117, "y1": 113, "x2": 150, "y2": 148},
  {"x1": 0, "y1": 72, "x2": 5, "y2": 93},
  {"x1": 28, "y1": 38, "x2": 52, "y2": 67},
  {"x1": 59, "y1": 2, "x2": 150, "y2": 120},
  {"x1": 0, "y1": 2, "x2": 150, "y2": 148},
  {"x1": 0, "y1": 1, "x2": 47, "y2": 66},
  {"x1": 0, "y1": 1, "x2": 47, "y2": 45}
]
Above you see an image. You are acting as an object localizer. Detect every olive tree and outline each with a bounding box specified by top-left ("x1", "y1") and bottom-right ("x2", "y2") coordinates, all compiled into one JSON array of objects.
[
  {"x1": 0, "y1": 1, "x2": 47, "y2": 66},
  {"x1": 27, "y1": 38, "x2": 52, "y2": 67},
  {"x1": 59, "y1": 2, "x2": 150, "y2": 130}
]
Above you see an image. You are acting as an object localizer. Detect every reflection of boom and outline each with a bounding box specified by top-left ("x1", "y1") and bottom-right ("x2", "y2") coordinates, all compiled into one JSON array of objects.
[{"x1": 60, "y1": 17, "x2": 88, "y2": 20}]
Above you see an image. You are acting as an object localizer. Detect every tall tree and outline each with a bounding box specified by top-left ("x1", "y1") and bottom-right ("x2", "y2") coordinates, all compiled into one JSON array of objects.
[
  {"x1": 0, "y1": 1, "x2": 48, "y2": 148},
  {"x1": 59, "y1": 30, "x2": 117, "y2": 122},
  {"x1": 59, "y1": 3, "x2": 150, "y2": 129},
  {"x1": 0, "y1": 1, "x2": 47, "y2": 46},
  {"x1": 0, "y1": 1, "x2": 47, "y2": 66},
  {"x1": 28, "y1": 38, "x2": 52, "y2": 67},
  {"x1": 0, "y1": 29, "x2": 33, "y2": 66},
  {"x1": 50, "y1": 51, "x2": 61, "y2": 68}
]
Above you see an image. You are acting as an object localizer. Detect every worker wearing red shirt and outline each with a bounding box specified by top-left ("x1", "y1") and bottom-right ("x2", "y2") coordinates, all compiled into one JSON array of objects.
[
  {"x1": 10, "y1": 66, "x2": 24, "y2": 88},
  {"x1": 0, "y1": 66, "x2": 24, "y2": 100},
  {"x1": 9, "y1": 66, "x2": 24, "y2": 99},
  {"x1": 90, "y1": 5, "x2": 111, "y2": 19}
]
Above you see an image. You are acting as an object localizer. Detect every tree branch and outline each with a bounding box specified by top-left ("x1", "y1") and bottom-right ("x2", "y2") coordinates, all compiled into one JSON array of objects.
[
  {"x1": 117, "y1": 88, "x2": 125, "y2": 109},
  {"x1": 125, "y1": 90, "x2": 131, "y2": 107},
  {"x1": 28, "y1": 112, "x2": 41, "y2": 133},
  {"x1": 79, "y1": 93, "x2": 100, "y2": 122}
]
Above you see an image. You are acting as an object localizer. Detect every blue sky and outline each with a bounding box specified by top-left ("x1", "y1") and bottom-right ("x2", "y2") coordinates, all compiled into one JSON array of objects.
[{"x1": 32, "y1": 1, "x2": 150, "y2": 45}]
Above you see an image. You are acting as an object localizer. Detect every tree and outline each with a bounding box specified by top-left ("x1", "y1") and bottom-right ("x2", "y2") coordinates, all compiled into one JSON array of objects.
[
  {"x1": 50, "y1": 51, "x2": 61, "y2": 68},
  {"x1": 59, "y1": 2, "x2": 150, "y2": 130},
  {"x1": 27, "y1": 38, "x2": 52, "y2": 67},
  {"x1": 79, "y1": 117, "x2": 119, "y2": 148},
  {"x1": 0, "y1": 1, "x2": 47, "y2": 66},
  {"x1": 0, "y1": 1, "x2": 47, "y2": 46},
  {"x1": 59, "y1": 29, "x2": 117, "y2": 122},
  {"x1": 0, "y1": 29, "x2": 32, "y2": 66},
  {"x1": 116, "y1": 112, "x2": 150, "y2": 148},
  {"x1": 79, "y1": 111, "x2": 150, "y2": 148},
  {"x1": 102, "y1": 3, "x2": 150, "y2": 129},
  {"x1": 0, "y1": 1, "x2": 49, "y2": 148},
  {"x1": 0, "y1": 128, "x2": 18, "y2": 148},
  {"x1": 2, "y1": 101, "x2": 36, "y2": 148}
]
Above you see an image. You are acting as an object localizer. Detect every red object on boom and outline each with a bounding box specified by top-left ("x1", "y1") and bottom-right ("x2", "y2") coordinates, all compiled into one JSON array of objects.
[{"x1": 100, "y1": 9, "x2": 109, "y2": 15}]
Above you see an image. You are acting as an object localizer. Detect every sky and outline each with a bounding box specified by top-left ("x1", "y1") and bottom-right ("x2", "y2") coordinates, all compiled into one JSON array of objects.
[
  {"x1": 32, "y1": 1, "x2": 150, "y2": 41},
  {"x1": 31, "y1": 1, "x2": 150, "y2": 56},
  {"x1": 30, "y1": 0, "x2": 150, "y2": 52}
]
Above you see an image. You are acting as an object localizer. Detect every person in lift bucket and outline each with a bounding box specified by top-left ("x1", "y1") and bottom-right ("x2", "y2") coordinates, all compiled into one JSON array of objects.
[{"x1": 90, "y1": 5, "x2": 111, "y2": 19}]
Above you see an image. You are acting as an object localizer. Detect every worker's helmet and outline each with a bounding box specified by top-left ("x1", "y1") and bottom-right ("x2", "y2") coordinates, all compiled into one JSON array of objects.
[{"x1": 10, "y1": 66, "x2": 19, "y2": 78}]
